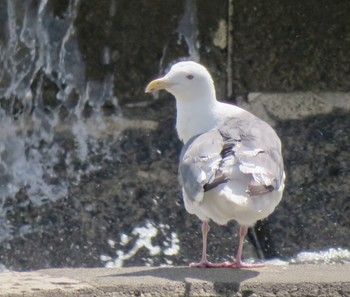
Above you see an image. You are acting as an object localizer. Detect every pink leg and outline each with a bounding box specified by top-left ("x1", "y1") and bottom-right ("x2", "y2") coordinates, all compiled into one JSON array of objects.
[
  {"x1": 233, "y1": 225, "x2": 264, "y2": 268},
  {"x1": 190, "y1": 221, "x2": 233, "y2": 268}
]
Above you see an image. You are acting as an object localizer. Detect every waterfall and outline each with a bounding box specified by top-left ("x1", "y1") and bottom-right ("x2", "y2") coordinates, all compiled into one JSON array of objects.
[{"x1": 0, "y1": 0, "x2": 120, "y2": 240}]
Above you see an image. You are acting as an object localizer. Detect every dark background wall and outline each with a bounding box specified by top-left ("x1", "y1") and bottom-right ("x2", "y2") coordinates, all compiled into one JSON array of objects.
[
  {"x1": 233, "y1": 0, "x2": 350, "y2": 95},
  {"x1": 73, "y1": 0, "x2": 350, "y2": 102},
  {"x1": 0, "y1": 0, "x2": 349, "y2": 270}
]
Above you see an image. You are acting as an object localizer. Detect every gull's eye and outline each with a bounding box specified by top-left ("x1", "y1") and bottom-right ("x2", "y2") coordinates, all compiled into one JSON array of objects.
[{"x1": 186, "y1": 74, "x2": 194, "y2": 80}]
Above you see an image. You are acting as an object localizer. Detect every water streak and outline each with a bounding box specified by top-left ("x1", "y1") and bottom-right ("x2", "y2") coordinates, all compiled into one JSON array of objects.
[{"x1": 177, "y1": 0, "x2": 199, "y2": 62}]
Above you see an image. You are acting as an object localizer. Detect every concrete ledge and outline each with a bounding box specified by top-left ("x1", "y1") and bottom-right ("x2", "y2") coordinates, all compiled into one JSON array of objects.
[{"x1": 1, "y1": 264, "x2": 349, "y2": 296}]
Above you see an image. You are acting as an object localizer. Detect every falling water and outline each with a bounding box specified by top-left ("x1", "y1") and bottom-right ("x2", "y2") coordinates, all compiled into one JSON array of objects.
[
  {"x1": 0, "y1": 0, "x2": 120, "y2": 241},
  {"x1": 177, "y1": 0, "x2": 200, "y2": 62},
  {"x1": 0, "y1": 0, "x2": 183, "y2": 270}
]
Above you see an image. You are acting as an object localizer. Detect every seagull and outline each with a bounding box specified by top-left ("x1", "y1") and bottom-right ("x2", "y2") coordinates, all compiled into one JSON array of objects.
[{"x1": 145, "y1": 61, "x2": 285, "y2": 268}]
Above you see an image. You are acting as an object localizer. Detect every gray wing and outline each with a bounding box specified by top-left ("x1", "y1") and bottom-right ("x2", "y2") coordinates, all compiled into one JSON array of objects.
[{"x1": 178, "y1": 117, "x2": 284, "y2": 204}]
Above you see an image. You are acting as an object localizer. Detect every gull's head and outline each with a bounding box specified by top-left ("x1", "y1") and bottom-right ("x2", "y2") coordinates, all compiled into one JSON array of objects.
[{"x1": 145, "y1": 61, "x2": 216, "y2": 101}]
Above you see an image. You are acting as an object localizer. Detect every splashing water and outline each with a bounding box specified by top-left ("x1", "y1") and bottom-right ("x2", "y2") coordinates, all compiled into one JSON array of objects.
[
  {"x1": 246, "y1": 248, "x2": 350, "y2": 267},
  {"x1": 291, "y1": 248, "x2": 350, "y2": 265},
  {"x1": 101, "y1": 222, "x2": 180, "y2": 268}
]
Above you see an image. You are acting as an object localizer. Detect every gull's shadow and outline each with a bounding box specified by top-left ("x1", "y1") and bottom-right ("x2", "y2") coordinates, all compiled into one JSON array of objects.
[{"x1": 102, "y1": 266, "x2": 260, "y2": 296}]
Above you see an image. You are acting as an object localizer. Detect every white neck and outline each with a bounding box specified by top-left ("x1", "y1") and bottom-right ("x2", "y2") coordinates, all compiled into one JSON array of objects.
[
  {"x1": 175, "y1": 95, "x2": 219, "y2": 143},
  {"x1": 175, "y1": 97, "x2": 252, "y2": 143}
]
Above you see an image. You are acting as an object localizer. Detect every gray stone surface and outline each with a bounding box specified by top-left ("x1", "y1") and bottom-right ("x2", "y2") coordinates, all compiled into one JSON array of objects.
[
  {"x1": 1, "y1": 264, "x2": 350, "y2": 296},
  {"x1": 232, "y1": 1, "x2": 350, "y2": 96}
]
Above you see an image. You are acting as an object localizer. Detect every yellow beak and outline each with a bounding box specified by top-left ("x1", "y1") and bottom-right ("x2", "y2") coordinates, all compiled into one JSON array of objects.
[{"x1": 145, "y1": 78, "x2": 172, "y2": 93}]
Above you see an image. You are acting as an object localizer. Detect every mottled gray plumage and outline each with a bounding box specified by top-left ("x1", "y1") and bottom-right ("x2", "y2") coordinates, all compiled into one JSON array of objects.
[{"x1": 179, "y1": 116, "x2": 284, "y2": 205}]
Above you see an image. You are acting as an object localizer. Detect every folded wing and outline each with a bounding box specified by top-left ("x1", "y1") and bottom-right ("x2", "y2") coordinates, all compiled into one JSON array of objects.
[{"x1": 178, "y1": 117, "x2": 284, "y2": 204}]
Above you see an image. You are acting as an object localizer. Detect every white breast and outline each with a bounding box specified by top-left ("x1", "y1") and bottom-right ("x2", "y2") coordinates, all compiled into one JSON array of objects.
[{"x1": 176, "y1": 100, "x2": 251, "y2": 143}]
